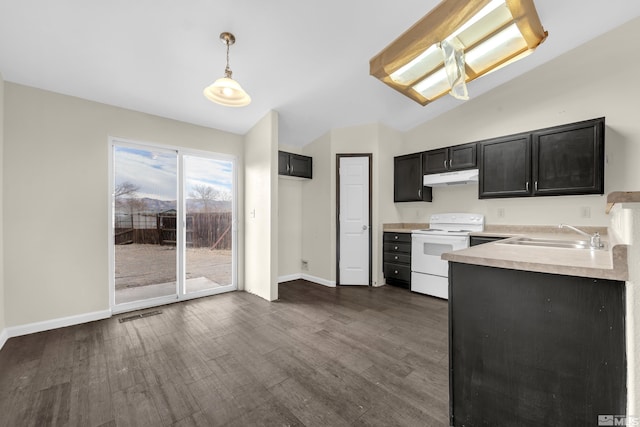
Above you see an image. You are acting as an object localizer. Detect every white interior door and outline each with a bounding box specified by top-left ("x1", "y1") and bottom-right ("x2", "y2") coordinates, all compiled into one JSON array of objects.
[{"x1": 339, "y1": 156, "x2": 370, "y2": 285}]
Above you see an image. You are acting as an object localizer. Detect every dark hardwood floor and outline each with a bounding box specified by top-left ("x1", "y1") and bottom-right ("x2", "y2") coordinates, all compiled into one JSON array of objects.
[{"x1": 0, "y1": 280, "x2": 449, "y2": 426}]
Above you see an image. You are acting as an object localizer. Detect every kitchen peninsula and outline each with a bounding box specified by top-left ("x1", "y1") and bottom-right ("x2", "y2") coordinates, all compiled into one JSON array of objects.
[{"x1": 443, "y1": 227, "x2": 627, "y2": 426}]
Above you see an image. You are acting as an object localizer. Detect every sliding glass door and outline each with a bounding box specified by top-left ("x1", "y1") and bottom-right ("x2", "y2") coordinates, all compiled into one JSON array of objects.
[
  {"x1": 110, "y1": 138, "x2": 236, "y2": 312},
  {"x1": 184, "y1": 155, "x2": 234, "y2": 295}
]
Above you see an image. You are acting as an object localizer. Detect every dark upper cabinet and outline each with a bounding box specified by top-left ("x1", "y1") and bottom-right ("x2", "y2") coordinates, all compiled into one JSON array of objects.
[
  {"x1": 423, "y1": 148, "x2": 448, "y2": 174},
  {"x1": 278, "y1": 151, "x2": 312, "y2": 179},
  {"x1": 479, "y1": 133, "x2": 532, "y2": 199},
  {"x1": 532, "y1": 117, "x2": 605, "y2": 196},
  {"x1": 423, "y1": 142, "x2": 477, "y2": 174},
  {"x1": 278, "y1": 151, "x2": 290, "y2": 175},
  {"x1": 394, "y1": 153, "x2": 433, "y2": 202},
  {"x1": 479, "y1": 117, "x2": 605, "y2": 199}
]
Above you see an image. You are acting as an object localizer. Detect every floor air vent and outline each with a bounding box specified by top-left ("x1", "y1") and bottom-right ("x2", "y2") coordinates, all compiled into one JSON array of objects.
[{"x1": 118, "y1": 310, "x2": 163, "y2": 323}]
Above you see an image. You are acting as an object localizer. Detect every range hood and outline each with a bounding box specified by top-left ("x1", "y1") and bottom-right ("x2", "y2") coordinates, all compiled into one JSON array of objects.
[{"x1": 423, "y1": 169, "x2": 479, "y2": 186}]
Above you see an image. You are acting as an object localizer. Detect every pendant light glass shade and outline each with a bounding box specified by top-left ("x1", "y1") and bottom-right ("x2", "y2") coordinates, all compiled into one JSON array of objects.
[
  {"x1": 203, "y1": 77, "x2": 251, "y2": 107},
  {"x1": 203, "y1": 32, "x2": 251, "y2": 107}
]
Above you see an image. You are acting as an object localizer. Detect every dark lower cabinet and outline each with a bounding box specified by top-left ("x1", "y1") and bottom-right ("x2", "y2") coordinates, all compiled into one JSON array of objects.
[
  {"x1": 382, "y1": 232, "x2": 411, "y2": 288},
  {"x1": 394, "y1": 153, "x2": 432, "y2": 202},
  {"x1": 278, "y1": 151, "x2": 312, "y2": 179},
  {"x1": 449, "y1": 262, "x2": 626, "y2": 426},
  {"x1": 469, "y1": 235, "x2": 507, "y2": 246}
]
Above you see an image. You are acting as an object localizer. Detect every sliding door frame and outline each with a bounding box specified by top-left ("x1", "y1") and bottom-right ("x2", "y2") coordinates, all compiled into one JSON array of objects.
[{"x1": 108, "y1": 136, "x2": 238, "y2": 314}]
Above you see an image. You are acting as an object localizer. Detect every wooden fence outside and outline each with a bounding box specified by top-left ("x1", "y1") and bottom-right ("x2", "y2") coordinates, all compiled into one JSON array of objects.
[{"x1": 115, "y1": 212, "x2": 232, "y2": 249}]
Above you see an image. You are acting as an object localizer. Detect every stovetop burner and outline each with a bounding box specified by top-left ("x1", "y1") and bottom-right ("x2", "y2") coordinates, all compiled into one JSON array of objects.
[{"x1": 411, "y1": 213, "x2": 485, "y2": 236}]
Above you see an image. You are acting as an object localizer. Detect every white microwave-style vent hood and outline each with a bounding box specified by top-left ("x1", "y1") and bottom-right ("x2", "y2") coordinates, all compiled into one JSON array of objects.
[{"x1": 423, "y1": 169, "x2": 479, "y2": 186}]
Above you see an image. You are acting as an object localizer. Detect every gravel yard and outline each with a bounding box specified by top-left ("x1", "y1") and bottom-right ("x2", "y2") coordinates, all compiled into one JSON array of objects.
[{"x1": 114, "y1": 243, "x2": 232, "y2": 290}]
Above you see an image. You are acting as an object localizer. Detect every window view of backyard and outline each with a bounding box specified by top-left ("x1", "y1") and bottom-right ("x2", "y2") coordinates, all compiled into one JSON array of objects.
[{"x1": 113, "y1": 145, "x2": 234, "y2": 305}]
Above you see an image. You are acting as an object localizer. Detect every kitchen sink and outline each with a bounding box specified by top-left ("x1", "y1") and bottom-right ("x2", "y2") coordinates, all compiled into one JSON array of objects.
[{"x1": 498, "y1": 237, "x2": 607, "y2": 250}]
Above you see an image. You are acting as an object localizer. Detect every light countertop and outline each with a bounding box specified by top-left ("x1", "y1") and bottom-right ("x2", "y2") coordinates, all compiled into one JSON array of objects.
[
  {"x1": 443, "y1": 226, "x2": 628, "y2": 281},
  {"x1": 383, "y1": 223, "x2": 428, "y2": 233}
]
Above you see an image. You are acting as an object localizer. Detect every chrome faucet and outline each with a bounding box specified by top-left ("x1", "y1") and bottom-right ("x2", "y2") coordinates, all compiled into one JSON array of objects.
[{"x1": 558, "y1": 224, "x2": 604, "y2": 249}]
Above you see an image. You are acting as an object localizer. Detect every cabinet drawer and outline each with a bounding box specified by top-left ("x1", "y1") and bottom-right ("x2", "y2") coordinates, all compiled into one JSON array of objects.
[
  {"x1": 383, "y1": 242, "x2": 411, "y2": 254},
  {"x1": 383, "y1": 232, "x2": 412, "y2": 243},
  {"x1": 384, "y1": 252, "x2": 411, "y2": 265},
  {"x1": 384, "y1": 262, "x2": 411, "y2": 282}
]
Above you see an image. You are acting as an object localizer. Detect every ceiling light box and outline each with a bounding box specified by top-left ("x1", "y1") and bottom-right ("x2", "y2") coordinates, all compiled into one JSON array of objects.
[{"x1": 370, "y1": 0, "x2": 548, "y2": 105}]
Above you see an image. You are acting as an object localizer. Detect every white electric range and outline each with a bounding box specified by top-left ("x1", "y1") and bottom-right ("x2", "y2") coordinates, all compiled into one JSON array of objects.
[{"x1": 411, "y1": 213, "x2": 484, "y2": 299}]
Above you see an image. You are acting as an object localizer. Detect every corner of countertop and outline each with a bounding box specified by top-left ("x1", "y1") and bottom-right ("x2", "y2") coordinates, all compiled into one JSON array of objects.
[{"x1": 606, "y1": 191, "x2": 640, "y2": 213}]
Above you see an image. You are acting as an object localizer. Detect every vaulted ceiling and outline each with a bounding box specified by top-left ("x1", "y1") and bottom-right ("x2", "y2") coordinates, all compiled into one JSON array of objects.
[{"x1": 1, "y1": 0, "x2": 639, "y2": 147}]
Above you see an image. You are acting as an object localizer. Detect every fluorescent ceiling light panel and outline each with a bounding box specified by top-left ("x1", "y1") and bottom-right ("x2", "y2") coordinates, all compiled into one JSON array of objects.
[
  {"x1": 412, "y1": 68, "x2": 453, "y2": 100},
  {"x1": 370, "y1": 0, "x2": 547, "y2": 106},
  {"x1": 465, "y1": 23, "x2": 528, "y2": 71},
  {"x1": 390, "y1": 44, "x2": 441, "y2": 85}
]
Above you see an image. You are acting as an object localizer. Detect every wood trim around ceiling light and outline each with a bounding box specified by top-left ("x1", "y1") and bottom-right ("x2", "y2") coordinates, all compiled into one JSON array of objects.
[{"x1": 369, "y1": 0, "x2": 547, "y2": 106}]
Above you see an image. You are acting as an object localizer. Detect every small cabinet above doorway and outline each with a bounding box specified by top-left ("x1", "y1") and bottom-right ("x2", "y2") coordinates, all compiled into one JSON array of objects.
[{"x1": 278, "y1": 151, "x2": 312, "y2": 179}]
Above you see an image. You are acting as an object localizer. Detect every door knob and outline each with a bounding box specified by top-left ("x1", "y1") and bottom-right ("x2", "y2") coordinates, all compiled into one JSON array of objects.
[{"x1": 362, "y1": 225, "x2": 368, "y2": 230}]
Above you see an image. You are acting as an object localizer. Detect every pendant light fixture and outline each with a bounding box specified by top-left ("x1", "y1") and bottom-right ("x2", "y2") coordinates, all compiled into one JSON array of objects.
[{"x1": 203, "y1": 32, "x2": 251, "y2": 107}]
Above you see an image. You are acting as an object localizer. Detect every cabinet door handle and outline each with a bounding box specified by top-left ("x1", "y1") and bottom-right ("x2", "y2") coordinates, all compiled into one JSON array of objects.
[
  {"x1": 394, "y1": 270, "x2": 399, "y2": 274},
  {"x1": 443, "y1": 160, "x2": 447, "y2": 169},
  {"x1": 449, "y1": 159, "x2": 452, "y2": 168},
  {"x1": 286, "y1": 163, "x2": 290, "y2": 173},
  {"x1": 394, "y1": 246, "x2": 398, "y2": 250},
  {"x1": 394, "y1": 256, "x2": 399, "y2": 260},
  {"x1": 418, "y1": 188, "x2": 422, "y2": 198},
  {"x1": 535, "y1": 181, "x2": 538, "y2": 191},
  {"x1": 526, "y1": 181, "x2": 529, "y2": 192},
  {"x1": 394, "y1": 235, "x2": 398, "y2": 240},
  {"x1": 290, "y1": 164, "x2": 294, "y2": 174}
]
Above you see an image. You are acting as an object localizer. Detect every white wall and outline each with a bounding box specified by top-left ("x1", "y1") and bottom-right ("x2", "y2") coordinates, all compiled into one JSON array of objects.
[
  {"x1": 278, "y1": 144, "x2": 303, "y2": 280},
  {"x1": 0, "y1": 72, "x2": 5, "y2": 336},
  {"x1": 627, "y1": 208, "x2": 640, "y2": 415},
  {"x1": 244, "y1": 111, "x2": 279, "y2": 301},
  {"x1": 3, "y1": 83, "x2": 244, "y2": 327},
  {"x1": 611, "y1": 204, "x2": 640, "y2": 415},
  {"x1": 395, "y1": 17, "x2": 640, "y2": 227}
]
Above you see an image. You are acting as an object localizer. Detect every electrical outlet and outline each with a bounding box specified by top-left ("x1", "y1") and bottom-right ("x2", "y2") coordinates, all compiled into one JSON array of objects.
[
  {"x1": 301, "y1": 260, "x2": 309, "y2": 270},
  {"x1": 497, "y1": 208, "x2": 505, "y2": 218},
  {"x1": 580, "y1": 206, "x2": 591, "y2": 218}
]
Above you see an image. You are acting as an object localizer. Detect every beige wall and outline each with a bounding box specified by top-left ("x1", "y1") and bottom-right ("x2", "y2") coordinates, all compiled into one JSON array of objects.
[
  {"x1": 396, "y1": 17, "x2": 640, "y2": 227},
  {"x1": 391, "y1": 18, "x2": 640, "y2": 413},
  {"x1": 3, "y1": 83, "x2": 244, "y2": 327},
  {"x1": 0, "y1": 72, "x2": 5, "y2": 334},
  {"x1": 278, "y1": 144, "x2": 303, "y2": 280},
  {"x1": 299, "y1": 123, "x2": 397, "y2": 286},
  {"x1": 244, "y1": 111, "x2": 279, "y2": 301},
  {"x1": 301, "y1": 132, "x2": 333, "y2": 283},
  {"x1": 331, "y1": 124, "x2": 380, "y2": 285}
]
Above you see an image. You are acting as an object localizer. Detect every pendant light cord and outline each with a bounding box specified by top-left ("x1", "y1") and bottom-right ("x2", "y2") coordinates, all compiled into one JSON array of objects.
[{"x1": 224, "y1": 40, "x2": 232, "y2": 79}]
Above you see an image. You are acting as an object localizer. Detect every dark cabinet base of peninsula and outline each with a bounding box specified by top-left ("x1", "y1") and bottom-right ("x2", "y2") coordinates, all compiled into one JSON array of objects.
[{"x1": 449, "y1": 262, "x2": 625, "y2": 426}]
